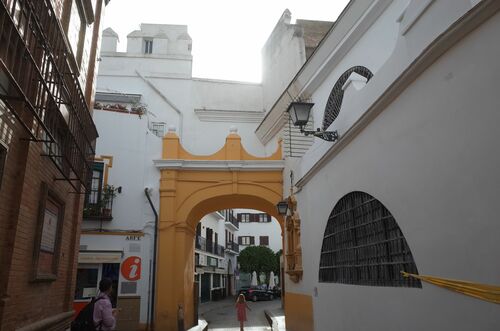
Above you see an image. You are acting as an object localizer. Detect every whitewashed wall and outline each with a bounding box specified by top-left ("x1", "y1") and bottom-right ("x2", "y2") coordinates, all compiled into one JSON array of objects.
[{"x1": 277, "y1": 1, "x2": 500, "y2": 330}]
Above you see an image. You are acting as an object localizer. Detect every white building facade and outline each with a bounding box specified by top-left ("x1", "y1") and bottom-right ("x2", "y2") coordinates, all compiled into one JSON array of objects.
[
  {"x1": 235, "y1": 209, "x2": 282, "y2": 253},
  {"x1": 76, "y1": 14, "x2": 324, "y2": 330},
  {"x1": 257, "y1": 1, "x2": 500, "y2": 330}
]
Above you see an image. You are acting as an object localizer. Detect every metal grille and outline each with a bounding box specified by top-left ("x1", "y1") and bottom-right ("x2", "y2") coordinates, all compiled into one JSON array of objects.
[
  {"x1": 0, "y1": 0, "x2": 98, "y2": 192},
  {"x1": 319, "y1": 191, "x2": 421, "y2": 288},
  {"x1": 322, "y1": 66, "x2": 373, "y2": 130},
  {"x1": 149, "y1": 121, "x2": 166, "y2": 138}
]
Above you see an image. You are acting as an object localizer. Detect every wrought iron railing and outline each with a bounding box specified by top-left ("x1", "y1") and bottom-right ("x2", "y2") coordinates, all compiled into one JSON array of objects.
[
  {"x1": 0, "y1": 0, "x2": 98, "y2": 192},
  {"x1": 195, "y1": 236, "x2": 225, "y2": 257},
  {"x1": 220, "y1": 209, "x2": 239, "y2": 229},
  {"x1": 195, "y1": 236, "x2": 206, "y2": 251},
  {"x1": 226, "y1": 241, "x2": 239, "y2": 253},
  {"x1": 83, "y1": 193, "x2": 114, "y2": 221}
]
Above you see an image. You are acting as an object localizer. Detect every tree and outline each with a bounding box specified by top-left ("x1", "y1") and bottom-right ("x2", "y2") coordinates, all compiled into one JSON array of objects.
[{"x1": 238, "y1": 246, "x2": 278, "y2": 281}]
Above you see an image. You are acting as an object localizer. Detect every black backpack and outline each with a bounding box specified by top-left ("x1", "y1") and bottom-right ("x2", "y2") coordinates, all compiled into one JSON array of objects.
[{"x1": 71, "y1": 297, "x2": 104, "y2": 331}]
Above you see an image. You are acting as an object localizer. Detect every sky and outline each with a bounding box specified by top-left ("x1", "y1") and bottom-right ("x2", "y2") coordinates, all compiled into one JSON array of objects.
[{"x1": 103, "y1": 0, "x2": 350, "y2": 82}]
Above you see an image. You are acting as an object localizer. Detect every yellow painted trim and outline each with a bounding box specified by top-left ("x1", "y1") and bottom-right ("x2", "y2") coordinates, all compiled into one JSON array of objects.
[
  {"x1": 155, "y1": 131, "x2": 284, "y2": 330},
  {"x1": 94, "y1": 155, "x2": 114, "y2": 186},
  {"x1": 162, "y1": 131, "x2": 282, "y2": 161},
  {"x1": 402, "y1": 272, "x2": 500, "y2": 304},
  {"x1": 81, "y1": 231, "x2": 145, "y2": 237},
  {"x1": 284, "y1": 292, "x2": 314, "y2": 331}
]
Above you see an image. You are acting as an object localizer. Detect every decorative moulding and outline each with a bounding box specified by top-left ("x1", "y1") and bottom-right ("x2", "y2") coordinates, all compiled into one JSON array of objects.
[
  {"x1": 194, "y1": 109, "x2": 266, "y2": 123},
  {"x1": 153, "y1": 159, "x2": 285, "y2": 171}
]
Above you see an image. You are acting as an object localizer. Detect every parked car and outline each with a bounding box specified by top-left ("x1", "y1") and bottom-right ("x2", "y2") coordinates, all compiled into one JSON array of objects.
[
  {"x1": 269, "y1": 286, "x2": 281, "y2": 298},
  {"x1": 238, "y1": 286, "x2": 274, "y2": 302}
]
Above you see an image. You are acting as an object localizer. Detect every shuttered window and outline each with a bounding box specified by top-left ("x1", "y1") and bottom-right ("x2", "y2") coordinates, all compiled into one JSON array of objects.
[
  {"x1": 239, "y1": 236, "x2": 254, "y2": 245},
  {"x1": 259, "y1": 236, "x2": 269, "y2": 246}
]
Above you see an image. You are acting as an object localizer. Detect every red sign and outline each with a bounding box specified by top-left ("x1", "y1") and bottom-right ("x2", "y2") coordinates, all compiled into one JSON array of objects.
[{"x1": 121, "y1": 256, "x2": 141, "y2": 281}]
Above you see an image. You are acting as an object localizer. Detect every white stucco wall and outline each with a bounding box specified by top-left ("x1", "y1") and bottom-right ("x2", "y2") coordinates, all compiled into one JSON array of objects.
[
  {"x1": 284, "y1": 3, "x2": 500, "y2": 330},
  {"x1": 261, "y1": 10, "x2": 307, "y2": 111},
  {"x1": 80, "y1": 108, "x2": 161, "y2": 324}
]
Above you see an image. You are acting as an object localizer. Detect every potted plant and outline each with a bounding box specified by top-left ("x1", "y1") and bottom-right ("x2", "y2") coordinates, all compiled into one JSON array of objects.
[{"x1": 101, "y1": 184, "x2": 117, "y2": 217}]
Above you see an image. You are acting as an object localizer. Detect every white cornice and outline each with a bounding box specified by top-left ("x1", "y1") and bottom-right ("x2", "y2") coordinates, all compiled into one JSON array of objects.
[
  {"x1": 153, "y1": 159, "x2": 284, "y2": 171},
  {"x1": 194, "y1": 109, "x2": 266, "y2": 123}
]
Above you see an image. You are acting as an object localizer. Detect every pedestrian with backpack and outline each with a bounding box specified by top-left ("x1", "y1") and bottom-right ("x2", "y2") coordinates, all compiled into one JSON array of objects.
[
  {"x1": 71, "y1": 278, "x2": 118, "y2": 331},
  {"x1": 93, "y1": 278, "x2": 118, "y2": 330}
]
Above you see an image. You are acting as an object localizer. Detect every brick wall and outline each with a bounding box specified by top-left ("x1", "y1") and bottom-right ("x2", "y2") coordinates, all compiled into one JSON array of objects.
[
  {"x1": 0, "y1": 109, "x2": 83, "y2": 330},
  {"x1": 0, "y1": 134, "x2": 83, "y2": 330}
]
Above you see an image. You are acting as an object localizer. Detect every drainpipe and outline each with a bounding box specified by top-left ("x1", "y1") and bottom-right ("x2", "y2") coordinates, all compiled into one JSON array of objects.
[{"x1": 144, "y1": 188, "x2": 159, "y2": 331}]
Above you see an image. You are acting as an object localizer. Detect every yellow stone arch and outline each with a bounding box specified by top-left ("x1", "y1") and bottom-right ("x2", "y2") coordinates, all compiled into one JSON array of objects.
[{"x1": 154, "y1": 129, "x2": 284, "y2": 330}]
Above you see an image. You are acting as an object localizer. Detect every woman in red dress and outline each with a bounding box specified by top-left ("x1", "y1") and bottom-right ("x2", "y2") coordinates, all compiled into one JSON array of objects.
[{"x1": 235, "y1": 293, "x2": 251, "y2": 330}]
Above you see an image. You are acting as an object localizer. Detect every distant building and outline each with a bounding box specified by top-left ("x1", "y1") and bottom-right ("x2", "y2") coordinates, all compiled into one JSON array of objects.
[
  {"x1": 235, "y1": 209, "x2": 282, "y2": 253},
  {"x1": 0, "y1": 0, "x2": 109, "y2": 330},
  {"x1": 194, "y1": 210, "x2": 239, "y2": 303}
]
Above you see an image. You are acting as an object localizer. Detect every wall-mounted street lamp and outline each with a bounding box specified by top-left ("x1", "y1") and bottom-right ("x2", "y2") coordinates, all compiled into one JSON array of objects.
[
  {"x1": 276, "y1": 200, "x2": 289, "y2": 216},
  {"x1": 287, "y1": 101, "x2": 339, "y2": 142}
]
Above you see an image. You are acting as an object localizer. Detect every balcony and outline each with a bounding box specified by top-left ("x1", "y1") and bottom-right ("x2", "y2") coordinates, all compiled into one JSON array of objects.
[
  {"x1": 83, "y1": 193, "x2": 114, "y2": 221},
  {"x1": 221, "y1": 210, "x2": 238, "y2": 230},
  {"x1": 0, "y1": 0, "x2": 98, "y2": 192},
  {"x1": 195, "y1": 235, "x2": 225, "y2": 257},
  {"x1": 225, "y1": 241, "x2": 239, "y2": 254},
  {"x1": 195, "y1": 235, "x2": 206, "y2": 251}
]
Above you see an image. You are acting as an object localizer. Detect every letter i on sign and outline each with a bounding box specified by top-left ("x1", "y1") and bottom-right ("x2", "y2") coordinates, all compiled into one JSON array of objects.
[{"x1": 121, "y1": 256, "x2": 142, "y2": 281}]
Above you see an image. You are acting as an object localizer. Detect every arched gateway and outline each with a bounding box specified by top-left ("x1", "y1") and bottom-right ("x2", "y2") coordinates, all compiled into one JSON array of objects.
[{"x1": 153, "y1": 128, "x2": 284, "y2": 330}]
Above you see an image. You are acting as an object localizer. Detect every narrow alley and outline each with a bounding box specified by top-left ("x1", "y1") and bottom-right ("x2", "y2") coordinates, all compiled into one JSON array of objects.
[{"x1": 199, "y1": 298, "x2": 281, "y2": 331}]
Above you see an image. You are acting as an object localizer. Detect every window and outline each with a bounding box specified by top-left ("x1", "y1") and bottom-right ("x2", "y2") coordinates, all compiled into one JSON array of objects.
[
  {"x1": 207, "y1": 256, "x2": 218, "y2": 267},
  {"x1": 33, "y1": 183, "x2": 65, "y2": 281},
  {"x1": 319, "y1": 191, "x2": 421, "y2": 288},
  {"x1": 213, "y1": 274, "x2": 221, "y2": 288},
  {"x1": 67, "y1": 0, "x2": 86, "y2": 66},
  {"x1": 144, "y1": 39, "x2": 153, "y2": 54},
  {"x1": 239, "y1": 213, "x2": 250, "y2": 223},
  {"x1": 259, "y1": 214, "x2": 270, "y2": 223},
  {"x1": 150, "y1": 122, "x2": 166, "y2": 138},
  {"x1": 322, "y1": 66, "x2": 373, "y2": 130},
  {"x1": 259, "y1": 236, "x2": 269, "y2": 246},
  {"x1": 75, "y1": 265, "x2": 99, "y2": 300},
  {"x1": 239, "y1": 236, "x2": 254, "y2": 246},
  {"x1": 87, "y1": 162, "x2": 104, "y2": 204},
  {"x1": 0, "y1": 143, "x2": 6, "y2": 188}
]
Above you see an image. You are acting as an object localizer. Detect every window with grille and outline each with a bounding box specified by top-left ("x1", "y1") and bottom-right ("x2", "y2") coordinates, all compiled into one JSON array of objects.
[
  {"x1": 150, "y1": 122, "x2": 166, "y2": 138},
  {"x1": 319, "y1": 191, "x2": 421, "y2": 288},
  {"x1": 322, "y1": 66, "x2": 373, "y2": 130}
]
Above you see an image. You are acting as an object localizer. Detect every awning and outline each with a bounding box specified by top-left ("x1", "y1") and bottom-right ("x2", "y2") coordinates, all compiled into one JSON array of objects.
[{"x1": 78, "y1": 251, "x2": 123, "y2": 264}]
